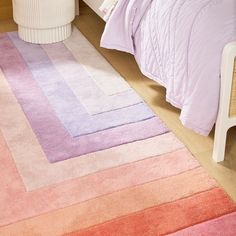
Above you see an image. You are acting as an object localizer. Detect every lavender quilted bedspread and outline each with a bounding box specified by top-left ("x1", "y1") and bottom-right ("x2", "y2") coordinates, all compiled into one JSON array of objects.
[{"x1": 101, "y1": 0, "x2": 236, "y2": 135}]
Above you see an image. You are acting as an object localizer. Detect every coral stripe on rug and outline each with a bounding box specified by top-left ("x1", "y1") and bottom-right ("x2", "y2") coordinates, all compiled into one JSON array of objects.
[{"x1": 65, "y1": 188, "x2": 236, "y2": 236}]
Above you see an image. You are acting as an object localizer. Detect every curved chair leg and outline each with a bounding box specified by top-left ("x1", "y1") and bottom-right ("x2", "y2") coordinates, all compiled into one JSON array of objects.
[{"x1": 213, "y1": 42, "x2": 236, "y2": 162}]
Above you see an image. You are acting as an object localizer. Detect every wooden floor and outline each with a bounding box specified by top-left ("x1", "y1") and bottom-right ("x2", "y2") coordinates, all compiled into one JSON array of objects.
[
  {"x1": 0, "y1": 0, "x2": 12, "y2": 21},
  {"x1": 1, "y1": 4, "x2": 236, "y2": 201}
]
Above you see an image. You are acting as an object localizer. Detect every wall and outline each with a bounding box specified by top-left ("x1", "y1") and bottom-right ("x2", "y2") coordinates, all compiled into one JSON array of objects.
[{"x1": 0, "y1": 0, "x2": 13, "y2": 20}]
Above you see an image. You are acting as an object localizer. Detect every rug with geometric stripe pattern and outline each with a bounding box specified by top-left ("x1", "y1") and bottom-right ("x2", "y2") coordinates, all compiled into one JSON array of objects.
[{"x1": 0, "y1": 28, "x2": 236, "y2": 235}]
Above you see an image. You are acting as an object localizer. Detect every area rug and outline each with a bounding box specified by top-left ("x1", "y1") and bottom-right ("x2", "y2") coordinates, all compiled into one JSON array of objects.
[{"x1": 0, "y1": 28, "x2": 236, "y2": 235}]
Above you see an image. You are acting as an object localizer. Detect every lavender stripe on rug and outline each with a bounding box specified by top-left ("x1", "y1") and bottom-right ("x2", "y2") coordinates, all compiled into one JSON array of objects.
[
  {"x1": 0, "y1": 33, "x2": 169, "y2": 163},
  {"x1": 42, "y1": 42, "x2": 142, "y2": 115},
  {"x1": 8, "y1": 32, "x2": 154, "y2": 137}
]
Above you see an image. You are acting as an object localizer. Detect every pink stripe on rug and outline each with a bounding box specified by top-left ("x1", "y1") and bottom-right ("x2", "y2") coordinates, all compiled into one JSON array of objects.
[
  {"x1": 170, "y1": 212, "x2": 236, "y2": 235},
  {"x1": 0, "y1": 129, "x2": 206, "y2": 226}
]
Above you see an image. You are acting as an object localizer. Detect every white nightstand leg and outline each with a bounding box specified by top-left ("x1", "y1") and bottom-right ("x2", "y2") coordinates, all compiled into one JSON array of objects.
[{"x1": 75, "y1": 0, "x2": 80, "y2": 15}]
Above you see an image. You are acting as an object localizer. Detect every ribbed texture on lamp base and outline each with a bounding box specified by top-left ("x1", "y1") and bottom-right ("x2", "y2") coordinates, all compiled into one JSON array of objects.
[{"x1": 18, "y1": 23, "x2": 72, "y2": 44}]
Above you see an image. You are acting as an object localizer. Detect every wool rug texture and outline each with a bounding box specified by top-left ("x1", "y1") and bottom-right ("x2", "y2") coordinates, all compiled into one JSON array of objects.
[{"x1": 0, "y1": 28, "x2": 236, "y2": 235}]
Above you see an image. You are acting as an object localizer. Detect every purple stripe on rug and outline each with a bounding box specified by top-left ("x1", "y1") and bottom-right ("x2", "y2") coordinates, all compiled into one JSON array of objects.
[
  {"x1": 8, "y1": 32, "x2": 154, "y2": 137},
  {"x1": 42, "y1": 42, "x2": 142, "y2": 116},
  {"x1": 0, "y1": 33, "x2": 169, "y2": 163}
]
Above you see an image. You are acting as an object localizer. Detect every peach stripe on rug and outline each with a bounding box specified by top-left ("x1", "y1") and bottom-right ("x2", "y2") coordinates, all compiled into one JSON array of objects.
[
  {"x1": 0, "y1": 128, "x2": 206, "y2": 226},
  {"x1": 0, "y1": 70, "x2": 184, "y2": 190},
  {"x1": 65, "y1": 188, "x2": 236, "y2": 236}
]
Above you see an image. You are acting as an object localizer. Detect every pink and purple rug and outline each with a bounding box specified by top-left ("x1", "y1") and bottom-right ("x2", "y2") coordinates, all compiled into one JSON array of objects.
[{"x1": 0, "y1": 28, "x2": 236, "y2": 235}]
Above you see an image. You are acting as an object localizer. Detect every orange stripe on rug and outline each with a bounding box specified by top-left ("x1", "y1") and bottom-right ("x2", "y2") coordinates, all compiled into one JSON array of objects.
[{"x1": 65, "y1": 188, "x2": 236, "y2": 236}]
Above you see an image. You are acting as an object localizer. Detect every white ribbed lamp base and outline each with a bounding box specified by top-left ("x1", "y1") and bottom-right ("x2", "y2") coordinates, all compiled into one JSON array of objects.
[{"x1": 18, "y1": 23, "x2": 72, "y2": 44}]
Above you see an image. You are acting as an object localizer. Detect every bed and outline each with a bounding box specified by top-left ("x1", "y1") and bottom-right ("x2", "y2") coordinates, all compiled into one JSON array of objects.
[
  {"x1": 82, "y1": 0, "x2": 105, "y2": 18},
  {"x1": 81, "y1": 0, "x2": 236, "y2": 161}
]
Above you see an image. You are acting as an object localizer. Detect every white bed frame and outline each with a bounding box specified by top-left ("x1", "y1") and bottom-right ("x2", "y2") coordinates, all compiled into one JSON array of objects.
[
  {"x1": 76, "y1": 0, "x2": 105, "y2": 18},
  {"x1": 213, "y1": 43, "x2": 236, "y2": 162},
  {"x1": 78, "y1": 0, "x2": 236, "y2": 163}
]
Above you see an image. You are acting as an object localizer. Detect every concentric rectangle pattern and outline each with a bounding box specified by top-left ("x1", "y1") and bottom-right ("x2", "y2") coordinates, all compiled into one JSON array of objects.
[{"x1": 0, "y1": 29, "x2": 235, "y2": 236}]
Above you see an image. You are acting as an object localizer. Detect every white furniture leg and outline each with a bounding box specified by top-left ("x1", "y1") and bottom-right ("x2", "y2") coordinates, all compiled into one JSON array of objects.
[
  {"x1": 75, "y1": 0, "x2": 80, "y2": 15},
  {"x1": 213, "y1": 42, "x2": 236, "y2": 162}
]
